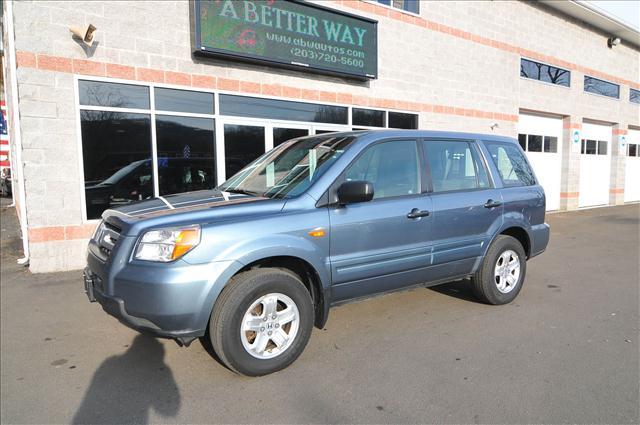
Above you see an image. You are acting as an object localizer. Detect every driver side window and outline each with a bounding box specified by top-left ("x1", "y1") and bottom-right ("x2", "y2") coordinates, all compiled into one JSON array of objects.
[{"x1": 345, "y1": 140, "x2": 420, "y2": 199}]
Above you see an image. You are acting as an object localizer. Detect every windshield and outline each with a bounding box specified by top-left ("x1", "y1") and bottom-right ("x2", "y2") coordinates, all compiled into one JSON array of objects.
[
  {"x1": 219, "y1": 135, "x2": 356, "y2": 199},
  {"x1": 101, "y1": 159, "x2": 148, "y2": 185}
]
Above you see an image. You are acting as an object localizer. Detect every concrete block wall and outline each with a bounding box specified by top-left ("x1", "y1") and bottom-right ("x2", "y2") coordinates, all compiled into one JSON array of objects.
[{"x1": 3, "y1": 0, "x2": 639, "y2": 272}]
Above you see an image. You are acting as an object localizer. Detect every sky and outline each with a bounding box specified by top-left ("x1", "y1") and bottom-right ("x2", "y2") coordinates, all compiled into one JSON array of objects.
[{"x1": 587, "y1": 1, "x2": 640, "y2": 31}]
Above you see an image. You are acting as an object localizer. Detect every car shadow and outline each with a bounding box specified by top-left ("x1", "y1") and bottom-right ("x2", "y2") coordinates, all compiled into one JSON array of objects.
[
  {"x1": 427, "y1": 279, "x2": 483, "y2": 304},
  {"x1": 72, "y1": 334, "x2": 180, "y2": 425}
]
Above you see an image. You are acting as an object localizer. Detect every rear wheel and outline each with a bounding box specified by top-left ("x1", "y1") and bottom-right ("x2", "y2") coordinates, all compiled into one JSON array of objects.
[
  {"x1": 471, "y1": 235, "x2": 526, "y2": 305},
  {"x1": 209, "y1": 268, "x2": 314, "y2": 376}
]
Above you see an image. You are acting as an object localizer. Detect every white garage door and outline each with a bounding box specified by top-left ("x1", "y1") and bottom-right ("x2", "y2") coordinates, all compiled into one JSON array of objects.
[
  {"x1": 624, "y1": 129, "x2": 640, "y2": 203},
  {"x1": 579, "y1": 122, "x2": 611, "y2": 208},
  {"x1": 518, "y1": 113, "x2": 562, "y2": 211}
]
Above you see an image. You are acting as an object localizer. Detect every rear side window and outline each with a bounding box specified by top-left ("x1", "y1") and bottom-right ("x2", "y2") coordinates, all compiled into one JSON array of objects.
[
  {"x1": 423, "y1": 140, "x2": 489, "y2": 192},
  {"x1": 345, "y1": 140, "x2": 420, "y2": 199},
  {"x1": 483, "y1": 141, "x2": 536, "y2": 187}
]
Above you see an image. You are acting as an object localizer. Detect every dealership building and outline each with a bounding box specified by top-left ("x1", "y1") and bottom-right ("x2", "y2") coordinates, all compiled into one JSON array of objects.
[{"x1": 1, "y1": 0, "x2": 639, "y2": 272}]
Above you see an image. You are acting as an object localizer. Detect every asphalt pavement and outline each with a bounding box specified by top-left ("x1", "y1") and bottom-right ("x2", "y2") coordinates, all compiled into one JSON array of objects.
[{"x1": 1, "y1": 198, "x2": 638, "y2": 424}]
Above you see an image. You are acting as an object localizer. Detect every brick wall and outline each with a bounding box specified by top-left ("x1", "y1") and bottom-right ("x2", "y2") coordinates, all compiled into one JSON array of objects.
[{"x1": 5, "y1": 0, "x2": 640, "y2": 272}]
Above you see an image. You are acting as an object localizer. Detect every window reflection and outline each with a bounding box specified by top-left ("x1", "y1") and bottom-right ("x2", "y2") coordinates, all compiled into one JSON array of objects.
[
  {"x1": 273, "y1": 128, "x2": 309, "y2": 147},
  {"x1": 584, "y1": 76, "x2": 619, "y2": 99},
  {"x1": 224, "y1": 124, "x2": 265, "y2": 179},
  {"x1": 352, "y1": 108, "x2": 385, "y2": 127},
  {"x1": 156, "y1": 116, "x2": 216, "y2": 195},
  {"x1": 220, "y1": 95, "x2": 348, "y2": 124},
  {"x1": 154, "y1": 88, "x2": 214, "y2": 115},
  {"x1": 79, "y1": 80, "x2": 150, "y2": 109},
  {"x1": 520, "y1": 58, "x2": 570, "y2": 87},
  {"x1": 81, "y1": 111, "x2": 153, "y2": 219},
  {"x1": 388, "y1": 112, "x2": 418, "y2": 129}
]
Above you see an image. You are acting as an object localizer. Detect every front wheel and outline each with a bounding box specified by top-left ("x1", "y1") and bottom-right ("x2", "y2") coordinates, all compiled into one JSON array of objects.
[
  {"x1": 471, "y1": 235, "x2": 527, "y2": 305},
  {"x1": 209, "y1": 268, "x2": 314, "y2": 376}
]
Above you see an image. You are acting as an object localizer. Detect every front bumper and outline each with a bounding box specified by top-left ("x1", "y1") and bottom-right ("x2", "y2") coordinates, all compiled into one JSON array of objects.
[{"x1": 84, "y1": 253, "x2": 241, "y2": 341}]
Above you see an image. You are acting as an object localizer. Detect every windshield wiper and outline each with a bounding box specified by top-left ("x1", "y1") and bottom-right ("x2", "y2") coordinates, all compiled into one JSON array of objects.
[{"x1": 221, "y1": 188, "x2": 261, "y2": 197}]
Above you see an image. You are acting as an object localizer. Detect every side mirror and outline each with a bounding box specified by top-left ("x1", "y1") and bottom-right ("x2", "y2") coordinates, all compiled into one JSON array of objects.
[{"x1": 337, "y1": 181, "x2": 374, "y2": 205}]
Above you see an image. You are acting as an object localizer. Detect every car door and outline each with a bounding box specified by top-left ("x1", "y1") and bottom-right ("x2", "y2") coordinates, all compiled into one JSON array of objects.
[
  {"x1": 422, "y1": 139, "x2": 503, "y2": 281},
  {"x1": 328, "y1": 139, "x2": 433, "y2": 302}
]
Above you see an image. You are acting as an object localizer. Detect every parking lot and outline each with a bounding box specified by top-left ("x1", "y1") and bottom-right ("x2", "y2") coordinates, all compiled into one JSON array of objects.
[{"x1": 1, "y1": 200, "x2": 638, "y2": 424}]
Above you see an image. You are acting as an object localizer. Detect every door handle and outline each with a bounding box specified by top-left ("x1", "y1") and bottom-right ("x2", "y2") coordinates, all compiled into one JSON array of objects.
[
  {"x1": 407, "y1": 208, "x2": 430, "y2": 219},
  {"x1": 484, "y1": 199, "x2": 502, "y2": 209}
]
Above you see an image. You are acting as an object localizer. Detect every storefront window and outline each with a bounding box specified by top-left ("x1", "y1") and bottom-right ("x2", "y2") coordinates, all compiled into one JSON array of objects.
[
  {"x1": 273, "y1": 128, "x2": 309, "y2": 147},
  {"x1": 77, "y1": 78, "x2": 422, "y2": 219},
  {"x1": 224, "y1": 124, "x2": 266, "y2": 179},
  {"x1": 155, "y1": 88, "x2": 214, "y2": 115},
  {"x1": 220, "y1": 95, "x2": 348, "y2": 125},
  {"x1": 80, "y1": 111, "x2": 153, "y2": 220},
  {"x1": 352, "y1": 108, "x2": 385, "y2": 127},
  {"x1": 388, "y1": 112, "x2": 418, "y2": 129},
  {"x1": 155, "y1": 116, "x2": 216, "y2": 196},
  {"x1": 79, "y1": 80, "x2": 149, "y2": 109}
]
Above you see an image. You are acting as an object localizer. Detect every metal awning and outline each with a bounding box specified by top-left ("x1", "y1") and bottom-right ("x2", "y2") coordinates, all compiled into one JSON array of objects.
[{"x1": 540, "y1": 0, "x2": 640, "y2": 48}]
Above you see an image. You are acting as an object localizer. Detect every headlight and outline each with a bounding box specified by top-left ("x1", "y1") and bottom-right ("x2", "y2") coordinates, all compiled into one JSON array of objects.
[{"x1": 134, "y1": 225, "x2": 201, "y2": 262}]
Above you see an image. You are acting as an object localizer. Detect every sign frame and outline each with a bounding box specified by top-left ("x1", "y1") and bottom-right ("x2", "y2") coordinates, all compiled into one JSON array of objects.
[{"x1": 193, "y1": 0, "x2": 378, "y2": 80}]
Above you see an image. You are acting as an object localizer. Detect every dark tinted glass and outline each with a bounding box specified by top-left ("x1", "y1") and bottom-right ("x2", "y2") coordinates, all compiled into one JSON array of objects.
[
  {"x1": 630, "y1": 89, "x2": 640, "y2": 104},
  {"x1": 315, "y1": 130, "x2": 339, "y2": 134},
  {"x1": 527, "y1": 135, "x2": 543, "y2": 152},
  {"x1": 629, "y1": 144, "x2": 637, "y2": 157},
  {"x1": 424, "y1": 141, "x2": 489, "y2": 192},
  {"x1": 345, "y1": 140, "x2": 420, "y2": 199},
  {"x1": 79, "y1": 80, "x2": 149, "y2": 109},
  {"x1": 388, "y1": 112, "x2": 418, "y2": 129},
  {"x1": 518, "y1": 134, "x2": 527, "y2": 150},
  {"x1": 597, "y1": 140, "x2": 607, "y2": 155},
  {"x1": 377, "y1": 0, "x2": 419, "y2": 12},
  {"x1": 154, "y1": 88, "x2": 214, "y2": 114},
  {"x1": 520, "y1": 58, "x2": 570, "y2": 87},
  {"x1": 155, "y1": 116, "x2": 215, "y2": 196},
  {"x1": 352, "y1": 108, "x2": 385, "y2": 127},
  {"x1": 584, "y1": 76, "x2": 619, "y2": 98},
  {"x1": 273, "y1": 128, "x2": 309, "y2": 147},
  {"x1": 584, "y1": 139, "x2": 597, "y2": 154},
  {"x1": 80, "y1": 111, "x2": 153, "y2": 219},
  {"x1": 544, "y1": 136, "x2": 558, "y2": 153},
  {"x1": 224, "y1": 124, "x2": 265, "y2": 179},
  {"x1": 220, "y1": 95, "x2": 348, "y2": 124},
  {"x1": 484, "y1": 141, "x2": 536, "y2": 187}
]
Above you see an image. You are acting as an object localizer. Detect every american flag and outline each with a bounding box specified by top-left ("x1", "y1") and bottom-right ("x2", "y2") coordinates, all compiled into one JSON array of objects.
[{"x1": 0, "y1": 101, "x2": 9, "y2": 170}]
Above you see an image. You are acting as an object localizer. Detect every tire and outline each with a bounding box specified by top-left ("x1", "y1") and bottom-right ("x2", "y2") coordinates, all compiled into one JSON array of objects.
[
  {"x1": 209, "y1": 268, "x2": 314, "y2": 376},
  {"x1": 471, "y1": 235, "x2": 527, "y2": 305}
]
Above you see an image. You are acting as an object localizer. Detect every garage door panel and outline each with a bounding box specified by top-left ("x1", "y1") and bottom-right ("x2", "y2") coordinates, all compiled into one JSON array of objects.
[
  {"x1": 579, "y1": 123, "x2": 611, "y2": 208},
  {"x1": 625, "y1": 129, "x2": 640, "y2": 203},
  {"x1": 518, "y1": 113, "x2": 562, "y2": 211}
]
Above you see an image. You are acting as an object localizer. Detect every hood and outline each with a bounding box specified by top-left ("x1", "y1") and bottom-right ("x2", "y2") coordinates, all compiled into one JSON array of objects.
[{"x1": 102, "y1": 190, "x2": 284, "y2": 236}]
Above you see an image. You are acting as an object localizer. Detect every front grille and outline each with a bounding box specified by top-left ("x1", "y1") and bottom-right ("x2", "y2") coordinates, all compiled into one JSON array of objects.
[{"x1": 95, "y1": 221, "x2": 121, "y2": 259}]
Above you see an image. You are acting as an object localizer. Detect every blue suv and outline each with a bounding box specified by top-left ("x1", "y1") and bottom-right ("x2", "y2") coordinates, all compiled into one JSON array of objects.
[{"x1": 84, "y1": 130, "x2": 549, "y2": 376}]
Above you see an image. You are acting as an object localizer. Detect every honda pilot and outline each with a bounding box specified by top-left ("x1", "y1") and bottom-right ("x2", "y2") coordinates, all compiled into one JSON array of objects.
[{"x1": 84, "y1": 130, "x2": 549, "y2": 376}]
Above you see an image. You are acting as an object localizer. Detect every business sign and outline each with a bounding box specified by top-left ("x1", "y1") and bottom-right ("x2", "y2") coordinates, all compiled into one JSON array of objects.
[{"x1": 194, "y1": 0, "x2": 378, "y2": 79}]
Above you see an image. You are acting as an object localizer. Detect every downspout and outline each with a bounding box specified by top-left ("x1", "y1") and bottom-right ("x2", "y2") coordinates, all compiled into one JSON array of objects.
[{"x1": 5, "y1": 0, "x2": 29, "y2": 265}]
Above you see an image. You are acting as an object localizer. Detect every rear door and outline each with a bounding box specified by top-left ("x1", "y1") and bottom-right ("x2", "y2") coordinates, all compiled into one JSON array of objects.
[
  {"x1": 329, "y1": 139, "x2": 433, "y2": 302},
  {"x1": 423, "y1": 139, "x2": 503, "y2": 280}
]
